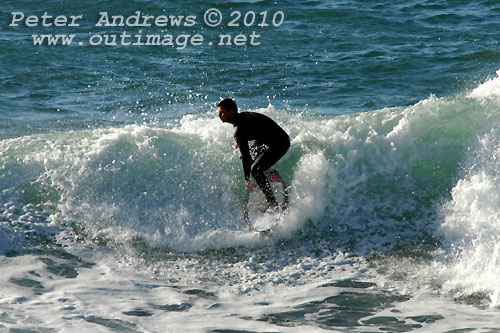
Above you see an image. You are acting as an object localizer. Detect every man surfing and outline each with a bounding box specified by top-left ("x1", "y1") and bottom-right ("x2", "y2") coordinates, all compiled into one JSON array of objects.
[{"x1": 217, "y1": 98, "x2": 290, "y2": 213}]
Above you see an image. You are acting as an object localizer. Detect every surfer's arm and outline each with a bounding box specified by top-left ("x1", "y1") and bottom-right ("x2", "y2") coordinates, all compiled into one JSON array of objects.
[
  {"x1": 239, "y1": 140, "x2": 252, "y2": 181},
  {"x1": 234, "y1": 128, "x2": 252, "y2": 181}
]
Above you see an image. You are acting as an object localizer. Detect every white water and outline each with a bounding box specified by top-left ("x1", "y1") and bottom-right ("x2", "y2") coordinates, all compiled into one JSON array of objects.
[
  {"x1": 2, "y1": 72, "x2": 500, "y2": 331},
  {"x1": 434, "y1": 72, "x2": 500, "y2": 307}
]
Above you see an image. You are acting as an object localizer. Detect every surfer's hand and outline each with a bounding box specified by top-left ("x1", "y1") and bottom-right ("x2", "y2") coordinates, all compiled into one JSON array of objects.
[
  {"x1": 245, "y1": 179, "x2": 254, "y2": 192},
  {"x1": 234, "y1": 143, "x2": 239, "y2": 149}
]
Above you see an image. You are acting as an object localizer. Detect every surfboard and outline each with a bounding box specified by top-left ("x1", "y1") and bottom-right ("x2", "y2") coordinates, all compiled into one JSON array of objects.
[{"x1": 242, "y1": 169, "x2": 289, "y2": 233}]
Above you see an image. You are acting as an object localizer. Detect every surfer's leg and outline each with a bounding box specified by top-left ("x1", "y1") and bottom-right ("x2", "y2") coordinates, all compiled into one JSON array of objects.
[
  {"x1": 249, "y1": 141, "x2": 267, "y2": 161},
  {"x1": 251, "y1": 165, "x2": 275, "y2": 203},
  {"x1": 251, "y1": 141, "x2": 290, "y2": 203}
]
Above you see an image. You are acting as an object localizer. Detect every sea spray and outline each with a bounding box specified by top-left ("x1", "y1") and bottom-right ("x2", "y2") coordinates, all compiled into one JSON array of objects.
[{"x1": 438, "y1": 124, "x2": 500, "y2": 306}]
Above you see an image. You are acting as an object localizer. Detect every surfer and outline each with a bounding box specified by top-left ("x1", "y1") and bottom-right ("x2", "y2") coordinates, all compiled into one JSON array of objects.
[{"x1": 217, "y1": 98, "x2": 290, "y2": 212}]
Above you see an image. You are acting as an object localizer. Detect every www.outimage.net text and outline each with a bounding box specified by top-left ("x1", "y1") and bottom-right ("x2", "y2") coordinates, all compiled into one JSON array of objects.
[{"x1": 8, "y1": 10, "x2": 285, "y2": 49}]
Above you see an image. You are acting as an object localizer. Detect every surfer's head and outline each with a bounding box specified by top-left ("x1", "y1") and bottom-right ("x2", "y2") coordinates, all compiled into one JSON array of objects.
[{"x1": 217, "y1": 98, "x2": 237, "y2": 123}]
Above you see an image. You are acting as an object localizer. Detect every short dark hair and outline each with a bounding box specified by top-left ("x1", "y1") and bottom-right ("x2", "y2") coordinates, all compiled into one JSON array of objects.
[{"x1": 218, "y1": 98, "x2": 238, "y2": 112}]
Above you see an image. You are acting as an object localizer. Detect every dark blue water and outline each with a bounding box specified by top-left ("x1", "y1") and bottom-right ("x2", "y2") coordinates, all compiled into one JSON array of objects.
[{"x1": 2, "y1": 0, "x2": 500, "y2": 138}]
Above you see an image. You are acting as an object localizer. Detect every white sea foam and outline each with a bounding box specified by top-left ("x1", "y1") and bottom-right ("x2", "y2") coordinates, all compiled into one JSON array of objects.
[
  {"x1": 438, "y1": 127, "x2": 500, "y2": 305},
  {"x1": 469, "y1": 69, "x2": 500, "y2": 100},
  {"x1": 3, "y1": 74, "x2": 500, "y2": 331}
]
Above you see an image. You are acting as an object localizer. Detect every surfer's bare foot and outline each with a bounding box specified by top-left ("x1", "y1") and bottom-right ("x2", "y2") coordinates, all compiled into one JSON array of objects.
[{"x1": 261, "y1": 201, "x2": 279, "y2": 214}]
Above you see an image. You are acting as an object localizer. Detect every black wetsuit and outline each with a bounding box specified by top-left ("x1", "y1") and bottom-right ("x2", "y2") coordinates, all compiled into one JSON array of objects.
[{"x1": 232, "y1": 112, "x2": 290, "y2": 203}]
